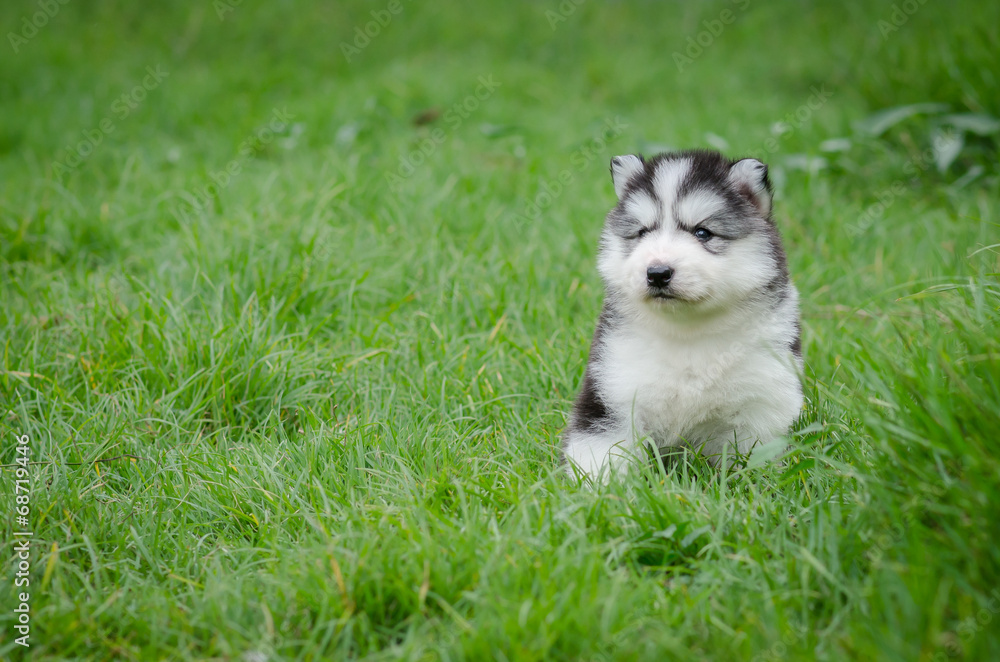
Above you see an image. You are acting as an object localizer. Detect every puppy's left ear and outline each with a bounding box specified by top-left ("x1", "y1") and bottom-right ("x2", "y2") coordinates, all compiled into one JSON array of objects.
[
  {"x1": 728, "y1": 158, "x2": 772, "y2": 218},
  {"x1": 610, "y1": 155, "x2": 644, "y2": 199}
]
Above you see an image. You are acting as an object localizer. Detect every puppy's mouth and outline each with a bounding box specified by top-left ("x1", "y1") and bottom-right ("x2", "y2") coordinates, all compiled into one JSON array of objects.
[
  {"x1": 646, "y1": 287, "x2": 683, "y2": 302},
  {"x1": 644, "y1": 284, "x2": 703, "y2": 304}
]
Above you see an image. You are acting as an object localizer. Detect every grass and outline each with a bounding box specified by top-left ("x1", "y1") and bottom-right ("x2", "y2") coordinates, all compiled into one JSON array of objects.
[{"x1": 1, "y1": 0, "x2": 999, "y2": 659}]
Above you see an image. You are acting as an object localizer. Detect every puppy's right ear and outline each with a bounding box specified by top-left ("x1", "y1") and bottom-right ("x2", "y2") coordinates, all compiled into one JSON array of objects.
[
  {"x1": 728, "y1": 158, "x2": 772, "y2": 218},
  {"x1": 610, "y1": 155, "x2": 644, "y2": 199}
]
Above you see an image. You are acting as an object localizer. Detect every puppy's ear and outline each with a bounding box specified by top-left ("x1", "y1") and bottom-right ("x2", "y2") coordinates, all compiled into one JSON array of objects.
[
  {"x1": 728, "y1": 158, "x2": 772, "y2": 218},
  {"x1": 610, "y1": 155, "x2": 644, "y2": 199}
]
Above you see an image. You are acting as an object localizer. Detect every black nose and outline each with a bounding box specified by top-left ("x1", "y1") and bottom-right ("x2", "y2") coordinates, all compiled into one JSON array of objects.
[{"x1": 646, "y1": 265, "x2": 674, "y2": 288}]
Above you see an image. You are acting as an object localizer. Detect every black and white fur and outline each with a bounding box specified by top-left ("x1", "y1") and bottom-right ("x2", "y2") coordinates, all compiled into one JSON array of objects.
[{"x1": 562, "y1": 150, "x2": 803, "y2": 480}]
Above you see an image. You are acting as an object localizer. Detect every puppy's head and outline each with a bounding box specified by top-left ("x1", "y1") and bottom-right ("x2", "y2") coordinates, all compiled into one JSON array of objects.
[{"x1": 597, "y1": 150, "x2": 787, "y2": 316}]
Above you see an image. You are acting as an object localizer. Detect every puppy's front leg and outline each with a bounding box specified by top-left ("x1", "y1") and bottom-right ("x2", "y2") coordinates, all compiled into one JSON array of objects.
[{"x1": 562, "y1": 427, "x2": 640, "y2": 482}]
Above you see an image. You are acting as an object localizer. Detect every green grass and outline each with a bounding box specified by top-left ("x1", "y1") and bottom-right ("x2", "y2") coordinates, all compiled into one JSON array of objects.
[{"x1": 2, "y1": 0, "x2": 999, "y2": 659}]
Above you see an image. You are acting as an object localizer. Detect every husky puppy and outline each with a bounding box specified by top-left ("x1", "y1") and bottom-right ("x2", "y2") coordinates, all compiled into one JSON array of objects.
[{"x1": 562, "y1": 150, "x2": 803, "y2": 480}]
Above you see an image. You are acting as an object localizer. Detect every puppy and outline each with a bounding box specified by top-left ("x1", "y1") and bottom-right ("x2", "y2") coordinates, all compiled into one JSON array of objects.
[{"x1": 562, "y1": 150, "x2": 803, "y2": 480}]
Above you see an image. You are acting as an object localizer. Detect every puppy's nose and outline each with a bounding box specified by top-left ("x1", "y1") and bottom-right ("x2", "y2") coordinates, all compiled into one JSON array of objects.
[{"x1": 646, "y1": 265, "x2": 674, "y2": 288}]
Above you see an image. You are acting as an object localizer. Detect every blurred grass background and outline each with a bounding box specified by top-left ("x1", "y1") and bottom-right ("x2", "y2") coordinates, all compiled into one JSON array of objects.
[{"x1": 1, "y1": 0, "x2": 999, "y2": 660}]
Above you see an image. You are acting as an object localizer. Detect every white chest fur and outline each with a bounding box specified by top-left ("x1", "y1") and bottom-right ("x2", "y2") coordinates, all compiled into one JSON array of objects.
[{"x1": 594, "y1": 313, "x2": 801, "y2": 449}]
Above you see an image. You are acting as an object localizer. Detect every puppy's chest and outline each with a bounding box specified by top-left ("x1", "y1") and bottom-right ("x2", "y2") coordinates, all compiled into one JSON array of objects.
[{"x1": 598, "y1": 330, "x2": 770, "y2": 433}]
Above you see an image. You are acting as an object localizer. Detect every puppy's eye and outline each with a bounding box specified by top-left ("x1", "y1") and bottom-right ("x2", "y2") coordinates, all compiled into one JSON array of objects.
[
  {"x1": 627, "y1": 227, "x2": 651, "y2": 240},
  {"x1": 693, "y1": 227, "x2": 714, "y2": 241}
]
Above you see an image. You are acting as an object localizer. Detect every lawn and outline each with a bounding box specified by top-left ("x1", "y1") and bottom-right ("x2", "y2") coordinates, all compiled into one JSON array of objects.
[{"x1": 1, "y1": 0, "x2": 999, "y2": 659}]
